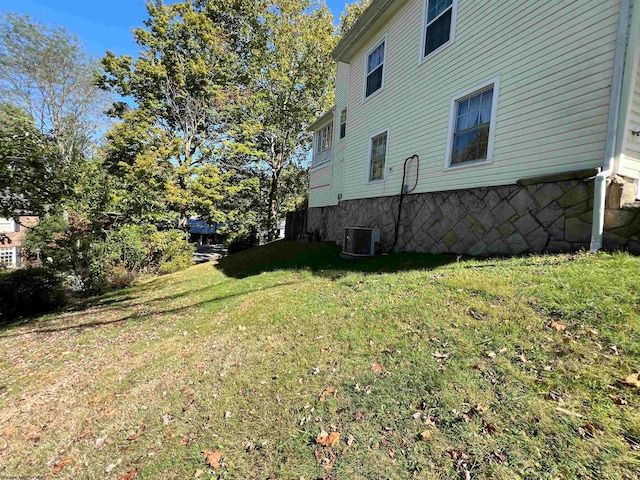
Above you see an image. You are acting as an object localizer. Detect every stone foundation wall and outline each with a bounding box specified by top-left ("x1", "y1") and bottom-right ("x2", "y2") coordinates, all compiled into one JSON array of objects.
[{"x1": 306, "y1": 170, "x2": 640, "y2": 256}]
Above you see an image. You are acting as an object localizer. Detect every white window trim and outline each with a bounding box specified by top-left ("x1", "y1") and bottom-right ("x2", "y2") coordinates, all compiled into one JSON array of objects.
[
  {"x1": 0, "y1": 246, "x2": 17, "y2": 268},
  {"x1": 367, "y1": 128, "x2": 390, "y2": 183},
  {"x1": 362, "y1": 36, "x2": 387, "y2": 103},
  {"x1": 0, "y1": 217, "x2": 15, "y2": 233},
  {"x1": 312, "y1": 121, "x2": 334, "y2": 168},
  {"x1": 419, "y1": 0, "x2": 459, "y2": 65},
  {"x1": 339, "y1": 107, "x2": 347, "y2": 141},
  {"x1": 444, "y1": 75, "x2": 501, "y2": 171}
]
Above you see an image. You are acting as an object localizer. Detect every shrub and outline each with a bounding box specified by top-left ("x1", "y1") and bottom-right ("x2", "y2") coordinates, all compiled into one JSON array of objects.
[
  {"x1": 0, "y1": 268, "x2": 66, "y2": 322},
  {"x1": 98, "y1": 225, "x2": 193, "y2": 284},
  {"x1": 226, "y1": 228, "x2": 259, "y2": 254}
]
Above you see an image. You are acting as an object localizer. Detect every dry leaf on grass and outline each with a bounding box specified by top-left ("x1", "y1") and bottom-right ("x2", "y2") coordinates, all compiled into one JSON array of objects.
[
  {"x1": 371, "y1": 364, "x2": 383, "y2": 373},
  {"x1": 551, "y1": 321, "x2": 566, "y2": 331},
  {"x1": 119, "y1": 469, "x2": 137, "y2": 480},
  {"x1": 420, "y1": 430, "x2": 431, "y2": 441},
  {"x1": 127, "y1": 433, "x2": 140, "y2": 441},
  {"x1": 319, "y1": 387, "x2": 336, "y2": 402},
  {"x1": 50, "y1": 458, "x2": 73, "y2": 474},
  {"x1": 619, "y1": 373, "x2": 640, "y2": 388},
  {"x1": 203, "y1": 450, "x2": 223, "y2": 468},
  {"x1": 316, "y1": 429, "x2": 340, "y2": 447}
]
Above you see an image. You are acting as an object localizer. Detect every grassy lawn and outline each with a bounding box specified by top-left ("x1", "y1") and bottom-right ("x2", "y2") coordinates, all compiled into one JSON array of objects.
[{"x1": 1, "y1": 241, "x2": 639, "y2": 479}]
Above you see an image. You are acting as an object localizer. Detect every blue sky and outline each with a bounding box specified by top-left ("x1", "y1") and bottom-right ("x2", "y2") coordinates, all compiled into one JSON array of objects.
[{"x1": 2, "y1": 0, "x2": 348, "y2": 59}]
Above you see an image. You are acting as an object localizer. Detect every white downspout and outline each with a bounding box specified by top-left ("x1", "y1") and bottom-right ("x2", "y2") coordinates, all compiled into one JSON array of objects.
[{"x1": 590, "y1": 0, "x2": 631, "y2": 251}]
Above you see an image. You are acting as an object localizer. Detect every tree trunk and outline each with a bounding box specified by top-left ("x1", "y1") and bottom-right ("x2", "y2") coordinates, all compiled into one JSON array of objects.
[{"x1": 267, "y1": 167, "x2": 282, "y2": 242}]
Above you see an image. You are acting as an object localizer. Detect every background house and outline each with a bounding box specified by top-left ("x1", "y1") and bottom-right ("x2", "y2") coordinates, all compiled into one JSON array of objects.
[
  {"x1": 306, "y1": 0, "x2": 640, "y2": 255},
  {"x1": 0, "y1": 216, "x2": 38, "y2": 268}
]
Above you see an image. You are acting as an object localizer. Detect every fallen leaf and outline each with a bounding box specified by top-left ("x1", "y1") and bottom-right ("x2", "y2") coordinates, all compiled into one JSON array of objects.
[
  {"x1": 354, "y1": 411, "x2": 364, "y2": 421},
  {"x1": 127, "y1": 433, "x2": 140, "y2": 441},
  {"x1": 51, "y1": 458, "x2": 73, "y2": 474},
  {"x1": 162, "y1": 414, "x2": 174, "y2": 425},
  {"x1": 371, "y1": 364, "x2": 383, "y2": 373},
  {"x1": 316, "y1": 429, "x2": 340, "y2": 447},
  {"x1": 551, "y1": 321, "x2": 566, "y2": 331},
  {"x1": 105, "y1": 459, "x2": 122, "y2": 473},
  {"x1": 619, "y1": 373, "x2": 640, "y2": 388},
  {"x1": 547, "y1": 390, "x2": 564, "y2": 403},
  {"x1": 95, "y1": 438, "x2": 106, "y2": 450},
  {"x1": 420, "y1": 430, "x2": 431, "y2": 441},
  {"x1": 203, "y1": 450, "x2": 222, "y2": 468},
  {"x1": 483, "y1": 420, "x2": 497, "y2": 435},
  {"x1": 518, "y1": 354, "x2": 528, "y2": 363},
  {"x1": 609, "y1": 395, "x2": 628, "y2": 405},
  {"x1": 431, "y1": 351, "x2": 449, "y2": 360},
  {"x1": 119, "y1": 469, "x2": 137, "y2": 480},
  {"x1": 2, "y1": 426, "x2": 16, "y2": 437},
  {"x1": 319, "y1": 387, "x2": 336, "y2": 402},
  {"x1": 346, "y1": 434, "x2": 355, "y2": 446}
]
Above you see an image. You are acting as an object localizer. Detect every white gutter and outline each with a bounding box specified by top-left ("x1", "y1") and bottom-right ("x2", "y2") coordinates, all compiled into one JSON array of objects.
[
  {"x1": 333, "y1": 0, "x2": 394, "y2": 62},
  {"x1": 590, "y1": 0, "x2": 631, "y2": 251}
]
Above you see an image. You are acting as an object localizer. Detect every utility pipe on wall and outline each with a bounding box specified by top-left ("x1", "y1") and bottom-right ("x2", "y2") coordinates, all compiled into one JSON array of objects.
[{"x1": 590, "y1": 0, "x2": 631, "y2": 251}]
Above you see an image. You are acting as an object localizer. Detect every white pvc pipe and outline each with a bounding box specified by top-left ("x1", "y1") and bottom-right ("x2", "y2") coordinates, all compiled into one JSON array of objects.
[{"x1": 590, "y1": 0, "x2": 631, "y2": 251}]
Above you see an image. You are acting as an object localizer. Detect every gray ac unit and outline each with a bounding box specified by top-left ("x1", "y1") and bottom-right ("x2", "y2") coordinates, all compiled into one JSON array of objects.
[{"x1": 343, "y1": 227, "x2": 380, "y2": 257}]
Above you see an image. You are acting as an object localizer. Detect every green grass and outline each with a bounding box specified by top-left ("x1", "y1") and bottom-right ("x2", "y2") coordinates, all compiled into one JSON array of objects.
[{"x1": 0, "y1": 241, "x2": 639, "y2": 479}]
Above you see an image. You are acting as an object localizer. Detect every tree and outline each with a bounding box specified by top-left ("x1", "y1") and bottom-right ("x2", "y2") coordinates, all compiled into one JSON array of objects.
[
  {"x1": 98, "y1": 0, "x2": 242, "y2": 229},
  {"x1": 0, "y1": 104, "x2": 68, "y2": 220},
  {"x1": 232, "y1": 0, "x2": 336, "y2": 240},
  {"x1": 338, "y1": 0, "x2": 371, "y2": 38},
  {"x1": 0, "y1": 13, "x2": 107, "y2": 166}
]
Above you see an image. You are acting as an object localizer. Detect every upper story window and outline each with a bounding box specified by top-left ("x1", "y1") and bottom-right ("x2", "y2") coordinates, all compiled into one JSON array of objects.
[
  {"x1": 369, "y1": 130, "x2": 388, "y2": 181},
  {"x1": 316, "y1": 122, "x2": 333, "y2": 153},
  {"x1": 423, "y1": 0, "x2": 458, "y2": 59},
  {"x1": 0, "y1": 218, "x2": 15, "y2": 233},
  {"x1": 340, "y1": 108, "x2": 347, "y2": 139},
  {"x1": 365, "y1": 40, "x2": 385, "y2": 98},
  {"x1": 446, "y1": 78, "x2": 500, "y2": 168}
]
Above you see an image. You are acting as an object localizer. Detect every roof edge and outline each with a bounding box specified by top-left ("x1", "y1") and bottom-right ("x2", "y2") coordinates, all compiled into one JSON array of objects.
[
  {"x1": 308, "y1": 107, "x2": 335, "y2": 131},
  {"x1": 332, "y1": 0, "x2": 395, "y2": 63}
]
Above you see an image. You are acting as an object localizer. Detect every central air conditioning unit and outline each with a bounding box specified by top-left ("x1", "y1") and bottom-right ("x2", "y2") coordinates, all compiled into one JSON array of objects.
[{"x1": 343, "y1": 227, "x2": 380, "y2": 257}]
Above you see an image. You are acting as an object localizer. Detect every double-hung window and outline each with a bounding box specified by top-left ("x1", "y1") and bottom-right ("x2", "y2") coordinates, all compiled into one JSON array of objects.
[
  {"x1": 423, "y1": 0, "x2": 457, "y2": 59},
  {"x1": 339, "y1": 108, "x2": 347, "y2": 139},
  {"x1": 447, "y1": 80, "x2": 499, "y2": 167},
  {"x1": 316, "y1": 123, "x2": 333, "y2": 153},
  {"x1": 369, "y1": 131, "x2": 388, "y2": 181},
  {"x1": 365, "y1": 41, "x2": 385, "y2": 98}
]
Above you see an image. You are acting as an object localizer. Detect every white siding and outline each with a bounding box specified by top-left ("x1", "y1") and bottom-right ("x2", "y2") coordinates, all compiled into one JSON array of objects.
[
  {"x1": 309, "y1": 163, "x2": 332, "y2": 207},
  {"x1": 338, "y1": 0, "x2": 619, "y2": 201},
  {"x1": 621, "y1": 41, "x2": 640, "y2": 179}
]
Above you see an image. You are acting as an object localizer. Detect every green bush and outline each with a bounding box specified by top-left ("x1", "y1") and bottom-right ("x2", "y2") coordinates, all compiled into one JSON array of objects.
[
  {"x1": 98, "y1": 225, "x2": 193, "y2": 286},
  {"x1": 0, "y1": 268, "x2": 66, "y2": 322},
  {"x1": 226, "y1": 228, "x2": 259, "y2": 254}
]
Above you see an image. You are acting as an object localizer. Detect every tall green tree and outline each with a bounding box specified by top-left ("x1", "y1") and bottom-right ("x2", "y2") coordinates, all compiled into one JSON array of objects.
[
  {"x1": 338, "y1": 0, "x2": 371, "y2": 37},
  {"x1": 0, "y1": 104, "x2": 68, "y2": 219},
  {"x1": 232, "y1": 0, "x2": 336, "y2": 240},
  {"x1": 98, "y1": 0, "x2": 242, "y2": 228},
  {"x1": 0, "y1": 13, "x2": 107, "y2": 166}
]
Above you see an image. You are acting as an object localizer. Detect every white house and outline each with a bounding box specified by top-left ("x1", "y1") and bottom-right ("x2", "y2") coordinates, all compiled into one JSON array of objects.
[{"x1": 308, "y1": 0, "x2": 640, "y2": 255}]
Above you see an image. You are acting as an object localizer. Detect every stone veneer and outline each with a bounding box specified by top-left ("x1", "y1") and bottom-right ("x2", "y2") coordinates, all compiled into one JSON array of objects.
[{"x1": 306, "y1": 170, "x2": 640, "y2": 256}]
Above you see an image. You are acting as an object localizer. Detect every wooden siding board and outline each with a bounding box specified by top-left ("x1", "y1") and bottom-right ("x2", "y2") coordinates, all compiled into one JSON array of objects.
[{"x1": 336, "y1": 0, "x2": 618, "y2": 201}]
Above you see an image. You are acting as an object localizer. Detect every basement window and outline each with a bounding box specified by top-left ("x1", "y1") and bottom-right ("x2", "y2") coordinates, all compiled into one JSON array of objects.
[
  {"x1": 365, "y1": 40, "x2": 385, "y2": 98},
  {"x1": 446, "y1": 78, "x2": 500, "y2": 168},
  {"x1": 369, "y1": 130, "x2": 388, "y2": 181},
  {"x1": 423, "y1": 0, "x2": 458, "y2": 60}
]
